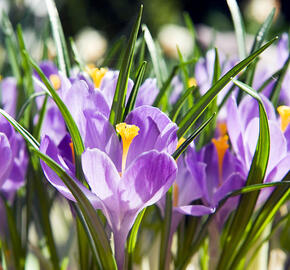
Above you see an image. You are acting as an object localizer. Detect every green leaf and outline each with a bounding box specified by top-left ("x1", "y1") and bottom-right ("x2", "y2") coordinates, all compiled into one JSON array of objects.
[
  {"x1": 1, "y1": 198, "x2": 25, "y2": 270},
  {"x1": 153, "y1": 65, "x2": 179, "y2": 108},
  {"x1": 245, "y1": 9, "x2": 275, "y2": 86},
  {"x1": 1, "y1": 12, "x2": 21, "y2": 82},
  {"x1": 226, "y1": 0, "x2": 247, "y2": 59},
  {"x1": 142, "y1": 24, "x2": 167, "y2": 87},
  {"x1": 24, "y1": 52, "x2": 85, "y2": 178},
  {"x1": 270, "y1": 55, "x2": 290, "y2": 107},
  {"x1": 169, "y1": 85, "x2": 195, "y2": 122},
  {"x1": 69, "y1": 37, "x2": 85, "y2": 70},
  {"x1": 216, "y1": 79, "x2": 270, "y2": 270},
  {"x1": 124, "y1": 61, "x2": 147, "y2": 118},
  {"x1": 126, "y1": 208, "x2": 146, "y2": 270},
  {"x1": 172, "y1": 113, "x2": 216, "y2": 160},
  {"x1": 177, "y1": 37, "x2": 277, "y2": 138},
  {"x1": 109, "y1": 5, "x2": 143, "y2": 126},
  {"x1": 159, "y1": 188, "x2": 173, "y2": 270},
  {"x1": 45, "y1": 0, "x2": 71, "y2": 76},
  {"x1": 229, "y1": 173, "x2": 290, "y2": 269}
]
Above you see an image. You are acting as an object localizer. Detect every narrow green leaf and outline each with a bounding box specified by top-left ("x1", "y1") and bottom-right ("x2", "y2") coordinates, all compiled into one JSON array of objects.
[
  {"x1": 109, "y1": 5, "x2": 143, "y2": 126},
  {"x1": 16, "y1": 91, "x2": 46, "y2": 121},
  {"x1": 45, "y1": 0, "x2": 71, "y2": 76},
  {"x1": 124, "y1": 61, "x2": 147, "y2": 118},
  {"x1": 159, "y1": 188, "x2": 173, "y2": 270},
  {"x1": 153, "y1": 65, "x2": 179, "y2": 107},
  {"x1": 177, "y1": 37, "x2": 277, "y2": 138},
  {"x1": 169, "y1": 85, "x2": 195, "y2": 122},
  {"x1": 229, "y1": 175, "x2": 290, "y2": 269},
  {"x1": 172, "y1": 113, "x2": 216, "y2": 160},
  {"x1": 1, "y1": 12, "x2": 21, "y2": 82},
  {"x1": 257, "y1": 68, "x2": 281, "y2": 93},
  {"x1": 33, "y1": 95, "x2": 49, "y2": 140},
  {"x1": 1, "y1": 198, "x2": 25, "y2": 270},
  {"x1": 69, "y1": 37, "x2": 85, "y2": 70},
  {"x1": 217, "y1": 79, "x2": 270, "y2": 270},
  {"x1": 226, "y1": 0, "x2": 247, "y2": 59},
  {"x1": 245, "y1": 9, "x2": 275, "y2": 86},
  {"x1": 142, "y1": 24, "x2": 167, "y2": 87},
  {"x1": 126, "y1": 208, "x2": 147, "y2": 270},
  {"x1": 270, "y1": 55, "x2": 290, "y2": 107},
  {"x1": 25, "y1": 52, "x2": 85, "y2": 177}
]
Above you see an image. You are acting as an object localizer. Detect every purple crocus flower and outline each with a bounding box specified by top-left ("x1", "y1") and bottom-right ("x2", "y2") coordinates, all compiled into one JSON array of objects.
[
  {"x1": 170, "y1": 138, "x2": 245, "y2": 229},
  {"x1": 40, "y1": 105, "x2": 178, "y2": 268},
  {"x1": 226, "y1": 94, "x2": 290, "y2": 203}
]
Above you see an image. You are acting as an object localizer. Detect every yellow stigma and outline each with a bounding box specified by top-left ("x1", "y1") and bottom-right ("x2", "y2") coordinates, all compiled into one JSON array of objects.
[
  {"x1": 212, "y1": 135, "x2": 229, "y2": 185},
  {"x1": 0, "y1": 75, "x2": 2, "y2": 81},
  {"x1": 176, "y1": 137, "x2": 186, "y2": 150},
  {"x1": 218, "y1": 122, "x2": 227, "y2": 137},
  {"x1": 116, "y1": 123, "x2": 140, "y2": 174},
  {"x1": 49, "y1": 74, "x2": 61, "y2": 90},
  {"x1": 277, "y1": 106, "x2": 290, "y2": 132},
  {"x1": 187, "y1": 77, "x2": 197, "y2": 88},
  {"x1": 173, "y1": 182, "x2": 179, "y2": 207},
  {"x1": 86, "y1": 65, "x2": 108, "y2": 88}
]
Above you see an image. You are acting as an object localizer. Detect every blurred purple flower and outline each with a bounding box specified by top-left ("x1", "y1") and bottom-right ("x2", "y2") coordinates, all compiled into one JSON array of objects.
[
  {"x1": 40, "y1": 105, "x2": 178, "y2": 268},
  {"x1": 0, "y1": 77, "x2": 18, "y2": 117}
]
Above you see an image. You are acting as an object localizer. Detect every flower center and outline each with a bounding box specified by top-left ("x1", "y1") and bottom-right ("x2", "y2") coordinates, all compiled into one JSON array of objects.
[
  {"x1": 187, "y1": 77, "x2": 197, "y2": 88},
  {"x1": 116, "y1": 123, "x2": 140, "y2": 174},
  {"x1": 212, "y1": 135, "x2": 229, "y2": 186},
  {"x1": 86, "y1": 65, "x2": 108, "y2": 88},
  {"x1": 49, "y1": 74, "x2": 61, "y2": 90},
  {"x1": 277, "y1": 105, "x2": 290, "y2": 132}
]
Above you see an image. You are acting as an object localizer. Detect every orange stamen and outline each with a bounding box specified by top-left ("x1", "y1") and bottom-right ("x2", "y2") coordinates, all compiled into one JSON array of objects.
[
  {"x1": 173, "y1": 182, "x2": 179, "y2": 207},
  {"x1": 212, "y1": 135, "x2": 229, "y2": 186},
  {"x1": 69, "y1": 141, "x2": 75, "y2": 165},
  {"x1": 277, "y1": 106, "x2": 290, "y2": 132}
]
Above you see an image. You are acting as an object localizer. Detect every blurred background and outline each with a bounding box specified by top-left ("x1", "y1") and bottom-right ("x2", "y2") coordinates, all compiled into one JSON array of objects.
[{"x1": 0, "y1": 0, "x2": 289, "y2": 70}]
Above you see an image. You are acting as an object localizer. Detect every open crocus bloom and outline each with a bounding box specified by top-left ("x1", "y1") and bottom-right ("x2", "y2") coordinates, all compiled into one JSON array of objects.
[
  {"x1": 227, "y1": 95, "x2": 290, "y2": 204},
  {"x1": 40, "y1": 105, "x2": 178, "y2": 268}
]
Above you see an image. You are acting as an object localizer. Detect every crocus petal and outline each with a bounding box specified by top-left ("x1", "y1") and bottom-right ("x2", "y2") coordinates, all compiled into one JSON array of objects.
[
  {"x1": 135, "y1": 78, "x2": 159, "y2": 107},
  {"x1": 40, "y1": 136, "x2": 100, "y2": 207},
  {"x1": 213, "y1": 173, "x2": 245, "y2": 206},
  {"x1": 84, "y1": 110, "x2": 122, "y2": 171},
  {"x1": 0, "y1": 133, "x2": 13, "y2": 187},
  {"x1": 119, "y1": 150, "x2": 177, "y2": 212},
  {"x1": 226, "y1": 96, "x2": 247, "y2": 164},
  {"x1": 175, "y1": 205, "x2": 215, "y2": 216},
  {"x1": 81, "y1": 148, "x2": 121, "y2": 211}
]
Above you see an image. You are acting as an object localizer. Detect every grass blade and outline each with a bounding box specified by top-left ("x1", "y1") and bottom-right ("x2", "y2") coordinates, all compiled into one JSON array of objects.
[
  {"x1": 226, "y1": 0, "x2": 247, "y2": 59},
  {"x1": 124, "y1": 61, "x2": 147, "y2": 117},
  {"x1": 142, "y1": 24, "x2": 167, "y2": 87},
  {"x1": 109, "y1": 5, "x2": 143, "y2": 126},
  {"x1": 45, "y1": 0, "x2": 71, "y2": 76},
  {"x1": 177, "y1": 37, "x2": 277, "y2": 138},
  {"x1": 172, "y1": 113, "x2": 216, "y2": 160}
]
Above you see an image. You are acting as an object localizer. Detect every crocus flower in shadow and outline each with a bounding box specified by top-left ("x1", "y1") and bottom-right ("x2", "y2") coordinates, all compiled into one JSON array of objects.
[{"x1": 40, "y1": 105, "x2": 178, "y2": 268}]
